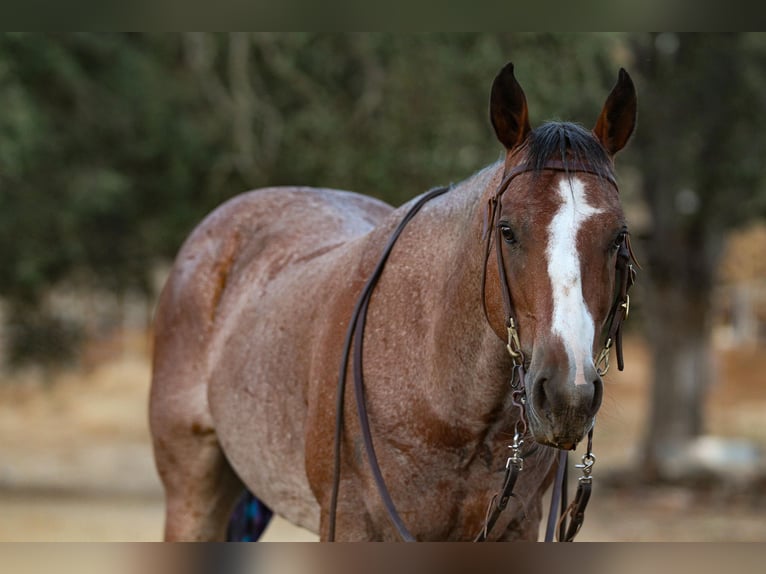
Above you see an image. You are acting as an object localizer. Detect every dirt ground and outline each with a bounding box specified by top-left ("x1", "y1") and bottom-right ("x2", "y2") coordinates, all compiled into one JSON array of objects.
[{"x1": 0, "y1": 332, "x2": 764, "y2": 542}]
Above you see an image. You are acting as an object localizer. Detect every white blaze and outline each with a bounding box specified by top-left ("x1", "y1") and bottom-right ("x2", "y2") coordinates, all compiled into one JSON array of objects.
[{"x1": 546, "y1": 177, "x2": 602, "y2": 385}]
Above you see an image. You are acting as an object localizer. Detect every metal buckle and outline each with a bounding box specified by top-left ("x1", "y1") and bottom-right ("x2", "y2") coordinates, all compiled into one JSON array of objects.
[
  {"x1": 575, "y1": 453, "x2": 596, "y2": 484},
  {"x1": 507, "y1": 430, "x2": 524, "y2": 471},
  {"x1": 506, "y1": 318, "x2": 523, "y2": 364},
  {"x1": 621, "y1": 294, "x2": 630, "y2": 320},
  {"x1": 595, "y1": 338, "x2": 612, "y2": 376}
]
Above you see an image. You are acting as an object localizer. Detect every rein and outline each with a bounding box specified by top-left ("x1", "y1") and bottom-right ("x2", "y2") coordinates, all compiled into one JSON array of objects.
[
  {"x1": 328, "y1": 159, "x2": 637, "y2": 542},
  {"x1": 328, "y1": 185, "x2": 451, "y2": 542}
]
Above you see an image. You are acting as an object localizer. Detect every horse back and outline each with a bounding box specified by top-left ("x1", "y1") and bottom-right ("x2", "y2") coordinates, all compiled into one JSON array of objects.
[{"x1": 155, "y1": 186, "x2": 390, "y2": 350}]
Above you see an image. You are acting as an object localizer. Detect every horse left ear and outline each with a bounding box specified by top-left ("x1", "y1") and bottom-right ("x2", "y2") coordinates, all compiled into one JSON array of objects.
[{"x1": 593, "y1": 68, "x2": 637, "y2": 155}]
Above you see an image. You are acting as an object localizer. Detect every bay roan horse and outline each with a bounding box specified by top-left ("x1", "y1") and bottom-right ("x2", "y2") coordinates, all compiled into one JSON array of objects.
[{"x1": 149, "y1": 62, "x2": 637, "y2": 541}]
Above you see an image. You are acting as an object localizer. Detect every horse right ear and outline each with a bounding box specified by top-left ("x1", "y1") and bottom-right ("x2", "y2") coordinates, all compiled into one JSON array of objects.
[{"x1": 490, "y1": 62, "x2": 532, "y2": 151}]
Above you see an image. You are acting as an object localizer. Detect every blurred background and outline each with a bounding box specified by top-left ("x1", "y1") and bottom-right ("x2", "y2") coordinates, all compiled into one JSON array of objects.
[{"x1": 0, "y1": 32, "x2": 765, "y2": 541}]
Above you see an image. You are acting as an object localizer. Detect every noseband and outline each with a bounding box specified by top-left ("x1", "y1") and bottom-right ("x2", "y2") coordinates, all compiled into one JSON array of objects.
[{"x1": 328, "y1": 159, "x2": 637, "y2": 542}]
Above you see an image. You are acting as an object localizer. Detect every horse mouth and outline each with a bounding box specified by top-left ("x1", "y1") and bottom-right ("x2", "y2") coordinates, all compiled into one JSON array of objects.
[{"x1": 525, "y1": 408, "x2": 593, "y2": 451}]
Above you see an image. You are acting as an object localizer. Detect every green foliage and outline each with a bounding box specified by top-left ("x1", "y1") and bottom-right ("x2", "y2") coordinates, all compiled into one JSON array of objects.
[
  {"x1": 5, "y1": 304, "x2": 84, "y2": 368},
  {"x1": 0, "y1": 34, "x2": 213, "y2": 302}
]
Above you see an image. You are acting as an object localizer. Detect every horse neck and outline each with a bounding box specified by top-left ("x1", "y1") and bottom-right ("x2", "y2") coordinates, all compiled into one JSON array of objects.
[{"x1": 412, "y1": 161, "x2": 514, "y2": 425}]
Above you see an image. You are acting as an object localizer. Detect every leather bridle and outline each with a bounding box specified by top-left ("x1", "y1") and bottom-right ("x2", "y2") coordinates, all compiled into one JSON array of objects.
[{"x1": 327, "y1": 158, "x2": 638, "y2": 542}]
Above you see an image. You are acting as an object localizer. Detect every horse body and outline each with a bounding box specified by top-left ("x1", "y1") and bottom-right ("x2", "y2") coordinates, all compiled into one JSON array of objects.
[
  {"x1": 149, "y1": 62, "x2": 637, "y2": 541},
  {"x1": 151, "y1": 166, "x2": 557, "y2": 540}
]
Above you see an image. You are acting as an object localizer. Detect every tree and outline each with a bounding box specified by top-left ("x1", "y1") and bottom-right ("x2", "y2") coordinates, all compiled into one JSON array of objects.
[
  {"x1": 0, "y1": 33, "x2": 226, "y2": 364},
  {"x1": 628, "y1": 33, "x2": 766, "y2": 479}
]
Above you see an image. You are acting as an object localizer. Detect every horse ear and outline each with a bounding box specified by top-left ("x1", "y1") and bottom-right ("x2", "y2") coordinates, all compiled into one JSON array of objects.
[
  {"x1": 593, "y1": 68, "x2": 637, "y2": 155},
  {"x1": 490, "y1": 62, "x2": 532, "y2": 151}
]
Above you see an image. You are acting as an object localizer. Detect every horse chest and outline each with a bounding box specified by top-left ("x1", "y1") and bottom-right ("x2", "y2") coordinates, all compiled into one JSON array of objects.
[{"x1": 344, "y1": 434, "x2": 553, "y2": 540}]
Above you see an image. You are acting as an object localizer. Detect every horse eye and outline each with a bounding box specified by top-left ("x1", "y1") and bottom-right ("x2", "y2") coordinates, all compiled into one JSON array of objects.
[
  {"x1": 613, "y1": 231, "x2": 626, "y2": 250},
  {"x1": 500, "y1": 224, "x2": 516, "y2": 244}
]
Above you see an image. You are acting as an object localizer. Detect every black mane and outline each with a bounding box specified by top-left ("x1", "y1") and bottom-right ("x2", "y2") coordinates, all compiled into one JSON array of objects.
[{"x1": 525, "y1": 122, "x2": 614, "y2": 180}]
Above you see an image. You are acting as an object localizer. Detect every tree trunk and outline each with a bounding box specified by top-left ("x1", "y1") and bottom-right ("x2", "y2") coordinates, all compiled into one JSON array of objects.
[
  {"x1": 641, "y1": 280, "x2": 715, "y2": 481},
  {"x1": 618, "y1": 32, "x2": 766, "y2": 485},
  {"x1": 636, "y1": 159, "x2": 721, "y2": 481}
]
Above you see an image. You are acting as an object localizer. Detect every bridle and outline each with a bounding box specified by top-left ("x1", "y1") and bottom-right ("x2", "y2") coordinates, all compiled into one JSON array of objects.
[
  {"x1": 327, "y1": 158, "x2": 638, "y2": 542},
  {"x1": 481, "y1": 157, "x2": 630, "y2": 377}
]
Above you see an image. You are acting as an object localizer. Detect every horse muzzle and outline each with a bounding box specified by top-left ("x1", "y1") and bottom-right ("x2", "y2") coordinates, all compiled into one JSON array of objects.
[{"x1": 524, "y1": 361, "x2": 603, "y2": 450}]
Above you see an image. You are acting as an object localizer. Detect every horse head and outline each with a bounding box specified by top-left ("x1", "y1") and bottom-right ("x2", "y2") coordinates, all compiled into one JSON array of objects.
[{"x1": 485, "y1": 63, "x2": 636, "y2": 450}]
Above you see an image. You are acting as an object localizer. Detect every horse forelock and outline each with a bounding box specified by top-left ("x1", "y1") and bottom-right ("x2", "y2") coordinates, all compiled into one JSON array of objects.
[{"x1": 525, "y1": 122, "x2": 615, "y2": 183}]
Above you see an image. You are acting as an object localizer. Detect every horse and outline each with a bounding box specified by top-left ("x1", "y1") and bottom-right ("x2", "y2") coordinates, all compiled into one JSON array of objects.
[{"x1": 149, "y1": 61, "x2": 637, "y2": 541}]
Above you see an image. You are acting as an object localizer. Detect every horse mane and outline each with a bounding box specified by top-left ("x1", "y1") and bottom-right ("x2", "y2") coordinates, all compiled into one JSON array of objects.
[{"x1": 525, "y1": 122, "x2": 614, "y2": 181}]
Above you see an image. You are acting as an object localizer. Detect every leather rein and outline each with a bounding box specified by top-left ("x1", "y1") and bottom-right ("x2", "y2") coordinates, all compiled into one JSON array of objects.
[{"x1": 328, "y1": 159, "x2": 637, "y2": 542}]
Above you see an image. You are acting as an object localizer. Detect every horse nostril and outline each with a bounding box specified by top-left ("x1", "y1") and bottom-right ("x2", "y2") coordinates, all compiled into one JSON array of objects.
[
  {"x1": 533, "y1": 378, "x2": 550, "y2": 415},
  {"x1": 588, "y1": 377, "x2": 603, "y2": 416}
]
